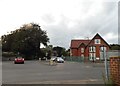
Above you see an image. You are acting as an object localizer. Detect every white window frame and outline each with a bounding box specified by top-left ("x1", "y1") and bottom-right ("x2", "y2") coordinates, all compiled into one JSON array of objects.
[
  {"x1": 81, "y1": 54, "x2": 84, "y2": 57},
  {"x1": 100, "y1": 46, "x2": 106, "y2": 52},
  {"x1": 89, "y1": 53, "x2": 96, "y2": 60},
  {"x1": 89, "y1": 47, "x2": 92, "y2": 52},
  {"x1": 89, "y1": 46, "x2": 96, "y2": 52},
  {"x1": 95, "y1": 39, "x2": 101, "y2": 44},
  {"x1": 81, "y1": 48, "x2": 84, "y2": 53},
  {"x1": 89, "y1": 53, "x2": 92, "y2": 60}
]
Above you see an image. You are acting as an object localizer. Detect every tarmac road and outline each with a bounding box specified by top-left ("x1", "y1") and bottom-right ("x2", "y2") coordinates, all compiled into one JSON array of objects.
[{"x1": 2, "y1": 60, "x2": 105, "y2": 84}]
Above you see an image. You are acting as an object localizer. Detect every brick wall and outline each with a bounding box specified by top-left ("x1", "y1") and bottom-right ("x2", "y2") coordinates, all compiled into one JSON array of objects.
[{"x1": 110, "y1": 57, "x2": 120, "y2": 86}]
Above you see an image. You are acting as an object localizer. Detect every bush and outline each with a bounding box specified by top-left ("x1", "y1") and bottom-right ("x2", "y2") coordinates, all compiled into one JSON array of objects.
[{"x1": 2, "y1": 52, "x2": 16, "y2": 57}]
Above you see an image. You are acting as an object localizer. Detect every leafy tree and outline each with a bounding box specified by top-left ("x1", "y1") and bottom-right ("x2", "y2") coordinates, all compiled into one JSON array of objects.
[
  {"x1": 2, "y1": 34, "x2": 14, "y2": 52},
  {"x1": 0, "y1": 38, "x2": 2, "y2": 50},
  {"x1": 45, "y1": 45, "x2": 53, "y2": 59},
  {"x1": 2, "y1": 23, "x2": 49, "y2": 59},
  {"x1": 53, "y1": 46, "x2": 67, "y2": 57},
  {"x1": 41, "y1": 45, "x2": 53, "y2": 59}
]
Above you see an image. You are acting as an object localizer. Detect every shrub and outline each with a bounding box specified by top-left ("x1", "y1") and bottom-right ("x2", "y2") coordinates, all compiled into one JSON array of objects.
[{"x1": 2, "y1": 52, "x2": 16, "y2": 57}]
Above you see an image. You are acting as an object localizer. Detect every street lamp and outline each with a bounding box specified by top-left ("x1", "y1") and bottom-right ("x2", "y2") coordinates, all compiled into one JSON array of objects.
[{"x1": 102, "y1": 45, "x2": 109, "y2": 81}]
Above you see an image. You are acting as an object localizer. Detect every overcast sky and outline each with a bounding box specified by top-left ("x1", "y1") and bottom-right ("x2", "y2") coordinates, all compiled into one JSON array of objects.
[{"x1": 0, "y1": 0, "x2": 119, "y2": 49}]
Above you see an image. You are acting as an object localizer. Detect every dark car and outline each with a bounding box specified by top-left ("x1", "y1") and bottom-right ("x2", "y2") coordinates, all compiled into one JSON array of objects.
[{"x1": 14, "y1": 57, "x2": 24, "y2": 64}]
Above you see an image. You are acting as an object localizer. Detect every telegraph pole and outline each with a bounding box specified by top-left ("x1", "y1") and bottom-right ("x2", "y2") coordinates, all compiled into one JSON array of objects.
[{"x1": 103, "y1": 45, "x2": 109, "y2": 81}]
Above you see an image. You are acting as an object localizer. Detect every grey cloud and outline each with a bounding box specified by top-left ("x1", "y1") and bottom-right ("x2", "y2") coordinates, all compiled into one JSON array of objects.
[
  {"x1": 102, "y1": 2, "x2": 116, "y2": 14},
  {"x1": 74, "y1": 2, "x2": 117, "y2": 36},
  {"x1": 43, "y1": 2, "x2": 118, "y2": 49},
  {"x1": 46, "y1": 17, "x2": 72, "y2": 48},
  {"x1": 41, "y1": 14, "x2": 56, "y2": 24}
]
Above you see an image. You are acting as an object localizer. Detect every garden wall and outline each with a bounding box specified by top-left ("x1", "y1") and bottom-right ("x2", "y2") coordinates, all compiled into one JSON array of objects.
[{"x1": 110, "y1": 57, "x2": 120, "y2": 86}]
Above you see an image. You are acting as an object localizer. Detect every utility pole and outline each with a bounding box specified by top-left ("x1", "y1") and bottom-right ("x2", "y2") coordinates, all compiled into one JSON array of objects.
[{"x1": 103, "y1": 45, "x2": 109, "y2": 81}]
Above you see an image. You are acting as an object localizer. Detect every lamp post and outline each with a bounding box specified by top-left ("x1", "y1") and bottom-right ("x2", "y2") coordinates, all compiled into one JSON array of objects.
[{"x1": 103, "y1": 45, "x2": 109, "y2": 81}]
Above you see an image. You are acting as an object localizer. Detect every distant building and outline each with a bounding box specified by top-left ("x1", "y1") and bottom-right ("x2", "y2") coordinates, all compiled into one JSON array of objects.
[{"x1": 70, "y1": 33, "x2": 110, "y2": 61}]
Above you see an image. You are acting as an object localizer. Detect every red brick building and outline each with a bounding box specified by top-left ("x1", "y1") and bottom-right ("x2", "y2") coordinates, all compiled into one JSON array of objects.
[{"x1": 70, "y1": 33, "x2": 110, "y2": 61}]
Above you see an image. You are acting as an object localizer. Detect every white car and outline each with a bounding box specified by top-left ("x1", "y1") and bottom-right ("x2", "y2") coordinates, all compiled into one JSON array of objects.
[
  {"x1": 51, "y1": 57, "x2": 64, "y2": 63},
  {"x1": 57, "y1": 57, "x2": 64, "y2": 63}
]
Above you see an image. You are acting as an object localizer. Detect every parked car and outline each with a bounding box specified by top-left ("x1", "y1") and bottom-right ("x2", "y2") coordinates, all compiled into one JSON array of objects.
[
  {"x1": 57, "y1": 57, "x2": 64, "y2": 63},
  {"x1": 14, "y1": 57, "x2": 24, "y2": 64},
  {"x1": 50, "y1": 57, "x2": 64, "y2": 63},
  {"x1": 41, "y1": 57, "x2": 47, "y2": 60}
]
